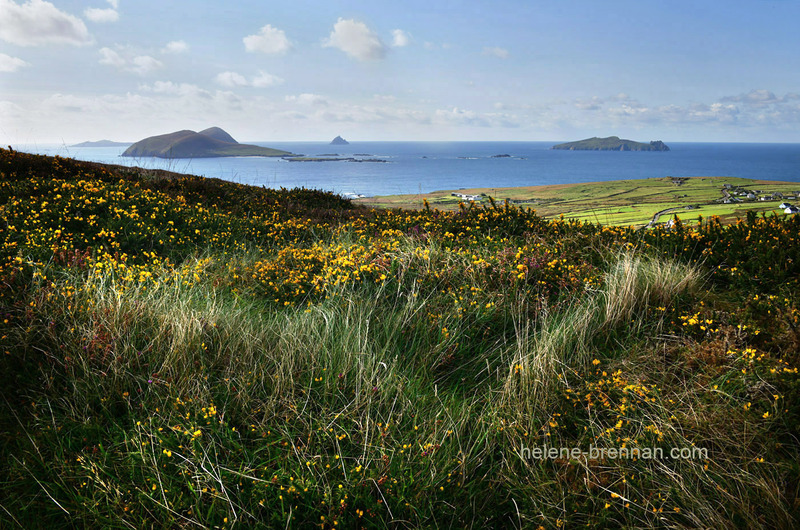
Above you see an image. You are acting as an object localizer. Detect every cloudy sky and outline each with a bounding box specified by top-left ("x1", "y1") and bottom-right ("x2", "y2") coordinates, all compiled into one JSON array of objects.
[{"x1": 1, "y1": 0, "x2": 799, "y2": 144}]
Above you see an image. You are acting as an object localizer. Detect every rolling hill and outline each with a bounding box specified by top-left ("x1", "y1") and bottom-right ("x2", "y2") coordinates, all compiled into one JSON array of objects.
[{"x1": 121, "y1": 127, "x2": 292, "y2": 158}]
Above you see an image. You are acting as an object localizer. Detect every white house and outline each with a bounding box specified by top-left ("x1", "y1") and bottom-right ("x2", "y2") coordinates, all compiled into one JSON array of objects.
[
  {"x1": 451, "y1": 193, "x2": 481, "y2": 202},
  {"x1": 779, "y1": 202, "x2": 792, "y2": 209},
  {"x1": 785, "y1": 206, "x2": 799, "y2": 214}
]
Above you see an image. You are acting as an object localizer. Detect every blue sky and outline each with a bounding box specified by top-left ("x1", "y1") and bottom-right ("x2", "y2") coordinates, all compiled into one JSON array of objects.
[{"x1": 1, "y1": 0, "x2": 799, "y2": 143}]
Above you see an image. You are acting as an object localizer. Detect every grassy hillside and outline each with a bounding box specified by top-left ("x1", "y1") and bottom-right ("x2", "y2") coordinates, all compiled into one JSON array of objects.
[
  {"x1": 358, "y1": 175, "x2": 800, "y2": 226},
  {"x1": 199, "y1": 126, "x2": 238, "y2": 144},
  {"x1": 122, "y1": 129, "x2": 292, "y2": 158},
  {"x1": 2, "y1": 147, "x2": 800, "y2": 528}
]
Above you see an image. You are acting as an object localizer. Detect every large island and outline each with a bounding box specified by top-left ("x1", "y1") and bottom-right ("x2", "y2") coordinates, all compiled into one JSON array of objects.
[
  {"x1": 552, "y1": 136, "x2": 670, "y2": 151},
  {"x1": 72, "y1": 140, "x2": 131, "y2": 147},
  {"x1": 122, "y1": 127, "x2": 292, "y2": 158}
]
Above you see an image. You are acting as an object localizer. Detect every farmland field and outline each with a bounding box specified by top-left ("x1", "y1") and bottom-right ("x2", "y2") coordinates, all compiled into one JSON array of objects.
[{"x1": 357, "y1": 176, "x2": 800, "y2": 226}]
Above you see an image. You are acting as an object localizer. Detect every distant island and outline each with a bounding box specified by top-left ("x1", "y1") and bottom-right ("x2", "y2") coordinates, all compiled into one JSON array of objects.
[
  {"x1": 552, "y1": 136, "x2": 670, "y2": 151},
  {"x1": 72, "y1": 140, "x2": 131, "y2": 147},
  {"x1": 121, "y1": 127, "x2": 293, "y2": 158},
  {"x1": 330, "y1": 136, "x2": 349, "y2": 145}
]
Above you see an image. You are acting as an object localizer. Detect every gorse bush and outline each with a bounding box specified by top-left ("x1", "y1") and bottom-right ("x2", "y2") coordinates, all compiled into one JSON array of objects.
[{"x1": 1, "y1": 148, "x2": 799, "y2": 528}]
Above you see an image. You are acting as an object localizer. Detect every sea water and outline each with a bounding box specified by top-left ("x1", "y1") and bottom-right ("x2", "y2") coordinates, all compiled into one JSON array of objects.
[{"x1": 13, "y1": 142, "x2": 800, "y2": 198}]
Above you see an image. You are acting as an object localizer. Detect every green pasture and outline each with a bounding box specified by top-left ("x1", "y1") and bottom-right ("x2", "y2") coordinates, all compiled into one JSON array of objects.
[{"x1": 357, "y1": 176, "x2": 800, "y2": 226}]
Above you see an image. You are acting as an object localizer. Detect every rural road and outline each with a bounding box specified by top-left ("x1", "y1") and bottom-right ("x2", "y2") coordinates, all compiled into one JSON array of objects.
[{"x1": 646, "y1": 207, "x2": 685, "y2": 228}]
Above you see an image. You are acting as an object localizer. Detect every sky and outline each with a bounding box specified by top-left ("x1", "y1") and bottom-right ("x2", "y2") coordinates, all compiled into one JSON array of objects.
[{"x1": 1, "y1": 0, "x2": 799, "y2": 144}]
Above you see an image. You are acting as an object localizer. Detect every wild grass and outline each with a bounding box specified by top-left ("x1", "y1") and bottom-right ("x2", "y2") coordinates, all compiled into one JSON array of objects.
[
  {"x1": 501, "y1": 251, "x2": 702, "y2": 425},
  {"x1": 1, "y1": 148, "x2": 799, "y2": 528}
]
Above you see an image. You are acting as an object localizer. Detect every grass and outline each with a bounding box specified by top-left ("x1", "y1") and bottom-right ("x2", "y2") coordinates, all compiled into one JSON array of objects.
[
  {"x1": 357, "y1": 176, "x2": 800, "y2": 227},
  {"x1": 1, "y1": 147, "x2": 800, "y2": 528}
]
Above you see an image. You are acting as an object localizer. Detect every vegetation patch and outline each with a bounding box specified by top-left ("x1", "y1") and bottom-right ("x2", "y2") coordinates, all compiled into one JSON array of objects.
[
  {"x1": 358, "y1": 176, "x2": 800, "y2": 227},
  {"x1": 2, "y1": 148, "x2": 799, "y2": 527}
]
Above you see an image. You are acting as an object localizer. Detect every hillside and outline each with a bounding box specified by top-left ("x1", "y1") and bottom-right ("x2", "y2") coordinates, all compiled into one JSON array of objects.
[
  {"x1": 121, "y1": 127, "x2": 292, "y2": 158},
  {"x1": 1, "y1": 147, "x2": 799, "y2": 528},
  {"x1": 553, "y1": 136, "x2": 670, "y2": 151},
  {"x1": 198, "y1": 126, "x2": 237, "y2": 144}
]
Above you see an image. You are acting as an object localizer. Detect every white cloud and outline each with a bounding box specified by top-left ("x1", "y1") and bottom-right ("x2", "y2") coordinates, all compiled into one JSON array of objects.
[
  {"x1": 99, "y1": 47, "x2": 163, "y2": 75},
  {"x1": 136, "y1": 82, "x2": 244, "y2": 110},
  {"x1": 434, "y1": 106, "x2": 520, "y2": 128},
  {"x1": 285, "y1": 93, "x2": 328, "y2": 106},
  {"x1": 252, "y1": 70, "x2": 283, "y2": 87},
  {"x1": 392, "y1": 29, "x2": 409, "y2": 47},
  {"x1": 564, "y1": 90, "x2": 800, "y2": 131},
  {"x1": 243, "y1": 24, "x2": 291, "y2": 54},
  {"x1": 0, "y1": 100, "x2": 24, "y2": 119},
  {"x1": 139, "y1": 81, "x2": 212, "y2": 100},
  {"x1": 84, "y1": 7, "x2": 118, "y2": 23},
  {"x1": 0, "y1": 53, "x2": 29, "y2": 72},
  {"x1": 215, "y1": 71, "x2": 248, "y2": 88},
  {"x1": 106, "y1": 0, "x2": 118, "y2": 8},
  {"x1": 162, "y1": 40, "x2": 188, "y2": 54},
  {"x1": 0, "y1": 0, "x2": 90, "y2": 46},
  {"x1": 140, "y1": 81, "x2": 192, "y2": 94},
  {"x1": 720, "y1": 89, "x2": 794, "y2": 109},
  {"x1": 99, "y1": 47, "x2": 125, "y2": 68},
  {"x1": 482, "y1": 46, "x2": 509, "y2": 59},
  {"x1": 130, "y1": 55, "x2": 162, "y2": 75},
  {"x1": 323, "y1": 18, "x2": 387, "y2": 61},
  {"x1": 214, "y1": 70, "x2": 283, "y2": 88}
]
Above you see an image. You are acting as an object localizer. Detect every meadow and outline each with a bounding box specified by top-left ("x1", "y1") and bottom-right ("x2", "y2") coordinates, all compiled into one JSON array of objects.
[
  {"x1": 1, "y1": 147, "x2": 799, "y2": 528},
  {"x1": 358, "y1": 176, "x2": 800, "y2": 227}
]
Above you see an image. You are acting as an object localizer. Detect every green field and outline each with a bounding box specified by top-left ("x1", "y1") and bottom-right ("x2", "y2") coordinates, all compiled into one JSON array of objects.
[{"x1": 357, "y1": 176, "x2": 800, "y2": 226}]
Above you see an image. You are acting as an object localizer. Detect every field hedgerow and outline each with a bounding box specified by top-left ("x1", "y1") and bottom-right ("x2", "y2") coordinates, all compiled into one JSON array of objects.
[{"x1": 1, "y1": 147, "x2": 800, "y2": 528}]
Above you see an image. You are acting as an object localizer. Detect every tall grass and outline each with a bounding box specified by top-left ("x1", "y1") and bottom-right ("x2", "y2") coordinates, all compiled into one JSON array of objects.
[
  {"x1": 2, "y1": 247, "x2": 797, "y2": 528},
  {"x1": 501, "y1": 251, "x2": 702, "y2": 425}
]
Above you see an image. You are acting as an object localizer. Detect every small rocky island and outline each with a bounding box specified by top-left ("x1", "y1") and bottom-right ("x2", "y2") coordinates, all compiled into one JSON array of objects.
[
  {"x1": 121, "y1": 127, "x2": 292, "y2": 158},
  {"x1": 552, "y1": 136, "x2": 670, "y2": 151},
  {"x1": 330, "y1": 136, "x2": 350, "y2": 145}
]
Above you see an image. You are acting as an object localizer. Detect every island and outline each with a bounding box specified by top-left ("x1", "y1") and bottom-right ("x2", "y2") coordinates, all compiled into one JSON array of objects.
[
  {"x1": 121, "y1": 127, "x2": 293, "y2": 158},
  {"x1": 71, "y1": 140, "x2": 131, "y2": 147},
  {"x1": 552, "y1": 136, "x2": 670, "y2": 151},
  {"x1": 330, "y1": 136, "x2": 349, "y2": 145}
]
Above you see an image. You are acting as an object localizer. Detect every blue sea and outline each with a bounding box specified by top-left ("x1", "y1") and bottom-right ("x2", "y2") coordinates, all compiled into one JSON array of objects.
[{"x1": 13, "y1": 142, "x2": 800, "y2": 198}]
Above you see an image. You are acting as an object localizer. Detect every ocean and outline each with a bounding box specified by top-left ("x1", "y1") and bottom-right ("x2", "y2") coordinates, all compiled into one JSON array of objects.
[{"x1": 13, "y1": 142, "x2": 800, "y2": 198}]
